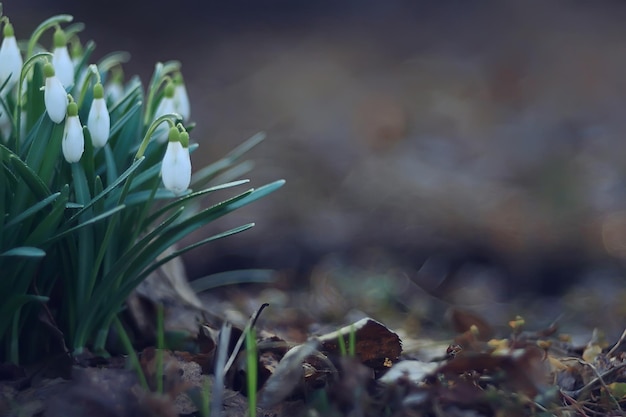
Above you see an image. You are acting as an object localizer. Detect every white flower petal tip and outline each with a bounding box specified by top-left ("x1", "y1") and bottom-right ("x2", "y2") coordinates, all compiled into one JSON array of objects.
[
  {"x1": 43, "y1": 63, "x2": 68, "y2": 124},
  {"x1": 152, "y1": 81, "x2": 176, "y2": 143},
  {"x1": 62, "y1": 103, "x2": 84, "y2": 163},
  {"x1": 51, "y1": 28, "x2": 74, "y2": 88},
  {"x1": 173, "y1": 73, "x2": 190, "y2": 121},
  {"x1": 0, "y1": 23, "x2": 23, "y2": 92},
  {"x1": 161, "y1": 129, "x2": 191, "y2": 195},
  {"x1": 87, "y1": 84, "x2": 110, "y2": 148}
]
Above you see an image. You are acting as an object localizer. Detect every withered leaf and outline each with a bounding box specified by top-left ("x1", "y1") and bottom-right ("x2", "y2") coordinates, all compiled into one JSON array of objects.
[
  {"x1": 318, "y1": 318, "x2": 402, "y2": 370},
  {"x1": 257, "y1": 340, "x2": 320, "y2": 408}
]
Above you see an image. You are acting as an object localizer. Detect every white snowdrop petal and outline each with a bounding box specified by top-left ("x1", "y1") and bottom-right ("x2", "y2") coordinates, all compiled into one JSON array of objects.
[
  {"x1": 0, "y1": 36, "x2": 23, "y2": 91},
  {"x1": 153, "y1": 97, "x2": 176, "y2": 143},
  {"x1": 87, "y1": 98, "x2": 110, "y2": 147},
  {"x1": 52, "y1": 47, "x2": 75, "y2": 88},
  {"x1": 161, "y1": 141, "x2": 191, "y2": 195},
  {"x1": 62, "y1": 115, "x2": 84, "y2": 163},
  {"x1": 105, "y1": 82, "x2": 124, "y2": 104},
  {"x1": 173, "y1": 84, "x2": 190, "y2": 121},
  {"x1": 44, "y1": 76, "x2": 68, "y2": 123}
]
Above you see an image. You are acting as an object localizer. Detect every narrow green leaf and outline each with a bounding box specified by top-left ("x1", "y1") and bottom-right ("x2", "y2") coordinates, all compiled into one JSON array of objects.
[
  {"x1": 190, "y1": 269, "x2": 275, "y2": 292},
  {"x1": 9, "y1": 153, "x2": 51, "y2": 202},
  {"x1": 44, "y1": 205, "x2": 126, "y2": 244},
  {"x1": 68, "y1": 157, "x2": 143, "y2": 223},
  {"x1": 0, "y1": 247, "x2": 46, "y2": 257},
  {"x1": 144, "y1": 179, "x2": 250, "y2": 226},
  {"x1": 5, "y1": 192, "x2": 61, "y2": 228}
]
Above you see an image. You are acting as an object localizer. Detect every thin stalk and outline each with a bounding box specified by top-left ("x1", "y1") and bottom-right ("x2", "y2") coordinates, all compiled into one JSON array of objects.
[
  {"x1": 156, "y1": 303, "x2": 164, "y2": 394},
  {"x1": 114, "y1": 317, "x2": 149, "y2": 390}
]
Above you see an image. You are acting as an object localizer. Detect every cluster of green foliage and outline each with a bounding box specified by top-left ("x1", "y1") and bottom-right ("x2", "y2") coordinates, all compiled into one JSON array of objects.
[{"x1": 0, "y1": 7, "x2": 283, "y2": 364}]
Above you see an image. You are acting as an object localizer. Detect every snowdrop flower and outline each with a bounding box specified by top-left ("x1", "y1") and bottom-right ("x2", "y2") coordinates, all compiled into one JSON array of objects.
[
  {"x1": 51, "y1": 27, "x2": 74, "y2": 88},
  {"x1": 152, "y1": 80, "x2": 176, "y2": 143},
  {"x1": 173, "y1": 72, "x2": 190, "y2": 122},
  {"x1": 0, "y1": 21, "x2": 23, "y2": 92},
  {"x1": 43, "y1": 62, "x2": 68, "y2": 123},
  {"x1": 87, "y1": 83, "x2": 110, "y2": 147},
  {"x1": 62, "y1": 101, "x2": 84, "y2": 163},
  {"x1": 105, "y1": 67, "x2": 124, "y2": 104},
  {"x1": 161, "y1": 127, "x2": 191, "y2": 195}
]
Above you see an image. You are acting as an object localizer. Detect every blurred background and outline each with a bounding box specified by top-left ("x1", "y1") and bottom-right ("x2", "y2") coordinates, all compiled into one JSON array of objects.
[{"x1": 9, "y1": 0, "x2": 626, "y2": 335}]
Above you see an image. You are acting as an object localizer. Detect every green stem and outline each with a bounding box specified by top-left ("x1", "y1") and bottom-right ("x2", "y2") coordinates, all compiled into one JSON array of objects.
[
  {"x1": 156, "y1": 303, "x2": 164, "y2": 394},
  {"x1": 27, "y1": 14, "x2": 73, "y2": 58},
  {"x1": 113, "y1": 317, "x2": 149, "y2": 390},
  {"x1": 135, "y1": 113, "x2": 179, "y2": 159},
  {"x1": 15, "y1": 52, "x2": 52, "y2": 148}
]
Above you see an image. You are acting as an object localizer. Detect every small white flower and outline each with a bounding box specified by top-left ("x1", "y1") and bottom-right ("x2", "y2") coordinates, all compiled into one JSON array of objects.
[
  {"x1": 43, "y1": 63, "x2": 68, "y2": 123},
  {"x1": 161, "y1": 127, "x2": 191, "y2": 195},
  {"x1": 0, "y1": 22, "x2": 23, "y2": 92},
  {"x1": 87, "y1": 83, "x2": 110, "y2": 147},
  {"x1": 105, "y1": 81, "x2": 123, "y2": 104},
  {"x1": 173, "y1": 73, "x2": 190, "y2": 121},
  {"x1": 105, "y1": 67, "x2": 125, "y2": 104},
  {"x1": 62, "y1": 101, "x2": 84, "y2": 163},
  {"x1": 152, "y1": 80, "x2": 176, "y2": 143},
  {"x1": 51, "y1": 28, "x2": 74, "y2": 88}
]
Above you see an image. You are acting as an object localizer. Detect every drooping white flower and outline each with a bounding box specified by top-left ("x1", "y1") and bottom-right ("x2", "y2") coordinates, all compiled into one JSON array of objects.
[
  {"x1": 173, "y1": 72, "x2": 190, "y2": 122},
  {"x1": 152, "y1": 80, "x2": 176, "y2": 143},
  {"x1": 51, "y1": 27, "x2": 74, "y2": 88},
  {"x1": 87, "y1": 83, "x2": 110, "y2": 147},
  {"x1": 105, "y1": 67, "x2": 124, "y2": 105},
  {"x1": 62, "y1": 101, "x2": 84, "y2": 163},
  {"x1": 0, "y1": 21, "x2": 23, "y2": 92},
  {"x1": 43, "y1": 63, "x2": 68, "y2": 123},
  {"x1": 161, "y1": 127, "x2": 191, "y2": 195}
]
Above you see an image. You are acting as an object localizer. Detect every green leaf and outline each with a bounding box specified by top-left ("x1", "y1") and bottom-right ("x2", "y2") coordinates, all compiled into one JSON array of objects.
[
  {"x1": 190, "y1": 269, "x2": 275, "y2": 292},
  {"x1": 8, "y1": 153, "x2": 51, "y2": 203},
  {"x1": 24, "y1": 185, "x2": 70, "y2": 245},
  {"x1": 45, "y1": 205, "x2": 126, "y2": 244},
  {"x1": 5, "y1": 192, "x2": 61, "y2": 228},
  {"x1": 143, "y1": 179, "x2": 250, "y2": 226},
  {"x1": 0, "y1": 247, "x2": 46, "y2": 257},
  {"x1": 68, "y1": 157, "x2": 144, "y2": 223}
]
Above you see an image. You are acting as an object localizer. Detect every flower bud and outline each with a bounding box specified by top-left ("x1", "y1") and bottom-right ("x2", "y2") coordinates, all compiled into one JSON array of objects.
[
  {"x1": 51, "y1": 27, "x2": 74, "y2": 88},
  {"x1": 0, "y1": 21, "x2": 23, "y2": 92},
  {"x1": 62, "y1": 101, "x2": 84, "y2": 163},
  {"x1": 43, "y1": 63, "x2": 69, "y2": 123},
  {"x1": 152, "y1": 80, "x2": 176, "y2": 143},
  {"x1": 161, "y1": 127, "x2": 191, "y2": 195},
  {"x1": 87, "y1": 83, "x2": 110, "y2": 147},
  {"x1": 105, "y1": 67, "x2": 124, "y2": 104},
  {"x1": 173, "y1": 72, "x2": 190, "y2": 122}
]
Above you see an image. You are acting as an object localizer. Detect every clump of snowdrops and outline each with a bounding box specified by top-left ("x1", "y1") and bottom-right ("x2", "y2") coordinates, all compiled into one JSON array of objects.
[{"x1": 0, "y1": 6, "x2": 283, "y2": 364}]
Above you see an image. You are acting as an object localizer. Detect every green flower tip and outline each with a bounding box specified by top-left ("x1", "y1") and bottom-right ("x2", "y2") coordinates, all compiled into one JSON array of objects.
[
  {"x1": 168, "y1": 126, "x2": 180, "y2": 142},
  {"x1": 180, "y1": 130, "x2": 189, "y2": 148},
  {"x1": 3, "y1": 21, "x2": 14, "y2": 38},
  {"x1": 71, "y1": 38, "x2": 83, "y2": 58},
  {"x1": 111, "y1": 67, "x2": 124, "y2": 83},
  {"x1": 53, "y1": 27, "x2": 67, "y2": 48},
  {"x1": 173, "y1": 72, "x2": 183, "y2": 85},
  {"x1": 43, "y1": 62, "x2": 56, "y2": 77},
  {"x1": 93, "y1": 83, "x2": 104, "y2": 99},
  {"x1": 67, "y1": 101, "x2": 78, "y2": 117},
  {"x1": 164, "y1": 80, "x2": 175, "y2": 98}
]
